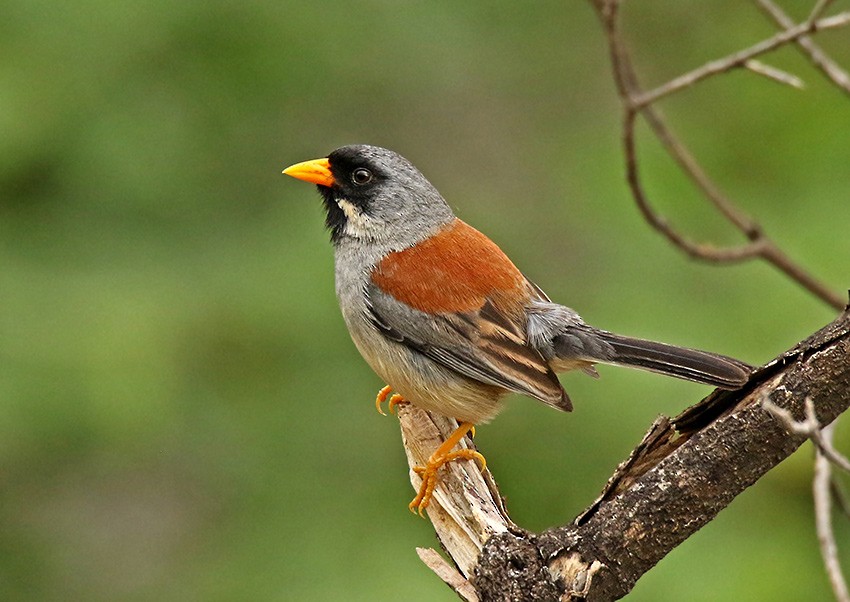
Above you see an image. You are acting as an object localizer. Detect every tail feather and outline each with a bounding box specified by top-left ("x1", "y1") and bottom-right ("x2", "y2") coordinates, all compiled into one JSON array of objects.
[{"x1": 594, "y1": 332, "x2": 751, "y2": 389}]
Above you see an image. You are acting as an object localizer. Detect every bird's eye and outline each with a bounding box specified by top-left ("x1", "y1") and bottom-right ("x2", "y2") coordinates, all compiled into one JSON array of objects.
[{"x1": 351, "y1": 168, "x2": 373, "y2": 185}]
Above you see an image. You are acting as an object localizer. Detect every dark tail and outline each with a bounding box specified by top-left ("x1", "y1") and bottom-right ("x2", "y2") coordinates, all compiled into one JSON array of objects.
[{"x1": 595, "y1": 332, "x2": 751, "y2": 389}]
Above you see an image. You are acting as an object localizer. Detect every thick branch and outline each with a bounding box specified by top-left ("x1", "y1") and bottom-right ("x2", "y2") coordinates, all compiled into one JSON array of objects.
[
  {"x1": 488, "y1": 308, "x2": 850, "y2": 600},
  {"x1": 401, "y1": 308, "x2": 850, "y2": 601}
]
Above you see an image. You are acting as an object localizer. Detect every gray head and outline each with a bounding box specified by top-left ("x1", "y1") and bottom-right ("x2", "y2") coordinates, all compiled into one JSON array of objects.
[{"x1": 285, "y1": 145, "x2": 455, "y2": 247}]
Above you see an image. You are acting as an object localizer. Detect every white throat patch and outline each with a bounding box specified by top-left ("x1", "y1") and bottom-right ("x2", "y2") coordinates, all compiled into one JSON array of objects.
[{"x1": 337, "y1": 198, "x2": 379, "y2": 239}]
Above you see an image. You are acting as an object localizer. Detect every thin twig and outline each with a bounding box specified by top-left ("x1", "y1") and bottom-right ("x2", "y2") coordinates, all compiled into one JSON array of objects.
[
  {"x1": 632, "y1": 11, "x2": 850, "y2": 108},
  {"x1": 763, "y1": 394, "x2": 850, "y2": 601},
  {"x1": 756, "y1": 0, "x2": 850, "y2": 96},
  {"x1": 642, "y1": 103, "x2": 849, "y2": 313},
  {"x1": 745, "y1": 59, "x2": 806, "y2": 89},
  {"x1": 808, "y1": 0, "x2": 838, "y2": 24},
  {"x1": 757, "y1": 246, "x2": 846, "y2": 312},
  {"x1": 640, "y1": 103, "x2": 760, "y2": 235},
  {"x1": 759, "y1": 393, "x2": 850, "y2": 600},
  {"x1": 416, "y1": 548, "x2": 479, "y2": 602},
  {"x1": 814, "y1": 423, "x2": 850, "y2": 602},
  {"x1": 606, "y1": 3, "x2": 767, "y2": 259},
  {"x1": 593, "y1": 1, "x2": 846, "y2": 310},
  {"x1": 764, "y1": 397, "x2": 850, "y2": 473},
  {"x1": 622, "y1": 108, "x2": 768, "y2": 262}
]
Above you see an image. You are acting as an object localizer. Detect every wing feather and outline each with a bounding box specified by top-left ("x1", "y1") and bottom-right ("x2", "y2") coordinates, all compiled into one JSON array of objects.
[{"x1": 366, "y1": 283, "x2": 571, "y2": 411}]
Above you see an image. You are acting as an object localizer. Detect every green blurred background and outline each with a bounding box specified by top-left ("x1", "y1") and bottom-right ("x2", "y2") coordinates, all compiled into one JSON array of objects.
[{"x1": 1, "y1": 1, "x2": 848, "y2": 599}]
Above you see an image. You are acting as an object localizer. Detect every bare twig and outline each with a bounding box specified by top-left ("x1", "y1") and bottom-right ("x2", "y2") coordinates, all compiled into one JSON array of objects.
[
  {"x1": 745, "y1": 59, "x2": 806, "y2": 89},
  {"x1": 416, "y1": 548, "x2": 479, "y2": 602},
  {"x1": 593, "y1": 0, "x2": 846, "y2": 310},
  {"x1": 632, "y1": 11, "x2": 850, "y2": 108},
  {"x1": 640, "y1": 103, "x2": 759, "y2": 235},
  {"x1": 763, "y1": 394, "x2": 850, "y2": 601},
  {"x1": 764, "y1": 397, "x2": 850, "y2": 472},
  {"x1": 808, "y1": 0, "x2": 838, "y2": 24},
  {"x1": 815, "y1": 424, "x2": 850, "y2": 602},
  {"x1": 756, "y1": 0, "x2": 850, "y2": 96},
  {"x1": 622, "y1": 108, "x2": 768, "y2": 263}
]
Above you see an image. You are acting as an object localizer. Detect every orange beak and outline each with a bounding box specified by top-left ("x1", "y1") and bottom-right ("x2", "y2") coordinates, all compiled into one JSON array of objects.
[{"x1": 282, "y1": 157, "x2": 335, "y2": 187}]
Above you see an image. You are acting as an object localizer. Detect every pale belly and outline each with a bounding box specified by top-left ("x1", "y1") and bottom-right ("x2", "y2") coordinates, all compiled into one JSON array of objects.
[{"x1": 348, "y1": 319, "x2": 507, "y2": 424}]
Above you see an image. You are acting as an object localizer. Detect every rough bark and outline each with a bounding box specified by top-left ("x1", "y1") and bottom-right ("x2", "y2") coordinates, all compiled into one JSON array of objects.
[{"x1": 401, "y1": 306, "x2": 850, "y2": 601}]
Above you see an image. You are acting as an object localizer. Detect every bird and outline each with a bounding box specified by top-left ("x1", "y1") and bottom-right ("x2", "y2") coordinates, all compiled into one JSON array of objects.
[{"x1": 282, "y1": 144, "x2": 750, "y2": 514}]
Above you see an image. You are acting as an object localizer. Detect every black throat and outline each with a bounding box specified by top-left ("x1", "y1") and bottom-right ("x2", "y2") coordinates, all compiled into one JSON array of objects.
[{"x1": 319, "y1": 186, "x2": 346, "y2": 243}]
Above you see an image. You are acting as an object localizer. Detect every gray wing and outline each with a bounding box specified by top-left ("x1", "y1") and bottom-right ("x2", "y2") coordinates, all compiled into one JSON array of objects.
[{"x1": 365, "y1": 281, "x2": 571, "y2": 411}]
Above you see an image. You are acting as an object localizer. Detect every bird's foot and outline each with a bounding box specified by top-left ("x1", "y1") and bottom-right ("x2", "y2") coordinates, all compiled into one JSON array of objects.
[
  {"x1": 408, "y1": 421, "x2": 486, "y2": 515},
  {"x1": 375, "y1": 385, "x2": 406, "y2": 415}
]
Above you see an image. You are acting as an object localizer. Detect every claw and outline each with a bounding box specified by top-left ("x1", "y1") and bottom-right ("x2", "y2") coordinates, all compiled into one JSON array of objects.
[
  {"x1": 375, "y1": 385, "x2": 392, "y2": 415},
  {"x1": 388, "y1": 394, "x2": 405, "y2": 414},
  {"x1": 408, "y1": 422, "x2": 486, "y2": 515},
  {"x1": 376, "y1": 386, "x2": 407, "y2": 415}
]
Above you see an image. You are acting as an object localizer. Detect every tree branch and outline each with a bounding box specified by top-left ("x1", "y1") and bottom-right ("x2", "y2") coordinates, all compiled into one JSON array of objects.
[
  {"x1": 400, "y1": 307, "x2": 850, "y2": 600},
  {"x1": 763, "y1": 395, "x2": 850, "y2": 602},
  {"x1": 744, "y1": 59, "x2": 806, "y2": 89},
  {"x1": 755, "y1": 0, "x2": 850, "y2": 97},
  {"x1": 395, "y1": 5, "x2": 850, "y2": 599},
  {"x1": 593, "y1": 0, "x2": 846, "y2": 310},
  {"x1": 814, "y1": 424, "x2": 850, "y2": 602},
  {"x1": 631, "y1": 10, "x2": 850, "y2": 109},
  {"x1": 765, "y1": 396, "x2": 850, "y2": 473}
]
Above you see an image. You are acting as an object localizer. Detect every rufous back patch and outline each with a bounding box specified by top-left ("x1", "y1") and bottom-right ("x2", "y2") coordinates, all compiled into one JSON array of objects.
[{"x1": 371, "y1": 219, "x2": 527, "y2": 313}]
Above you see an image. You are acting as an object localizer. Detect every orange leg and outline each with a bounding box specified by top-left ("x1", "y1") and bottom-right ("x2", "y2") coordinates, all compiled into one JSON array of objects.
[
  {"x1": 408, "y1": 421, "x2": 486, "y2": 515},
  {"x1": 375, "y1": 386, "x2": 408, "y2": 415}
]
